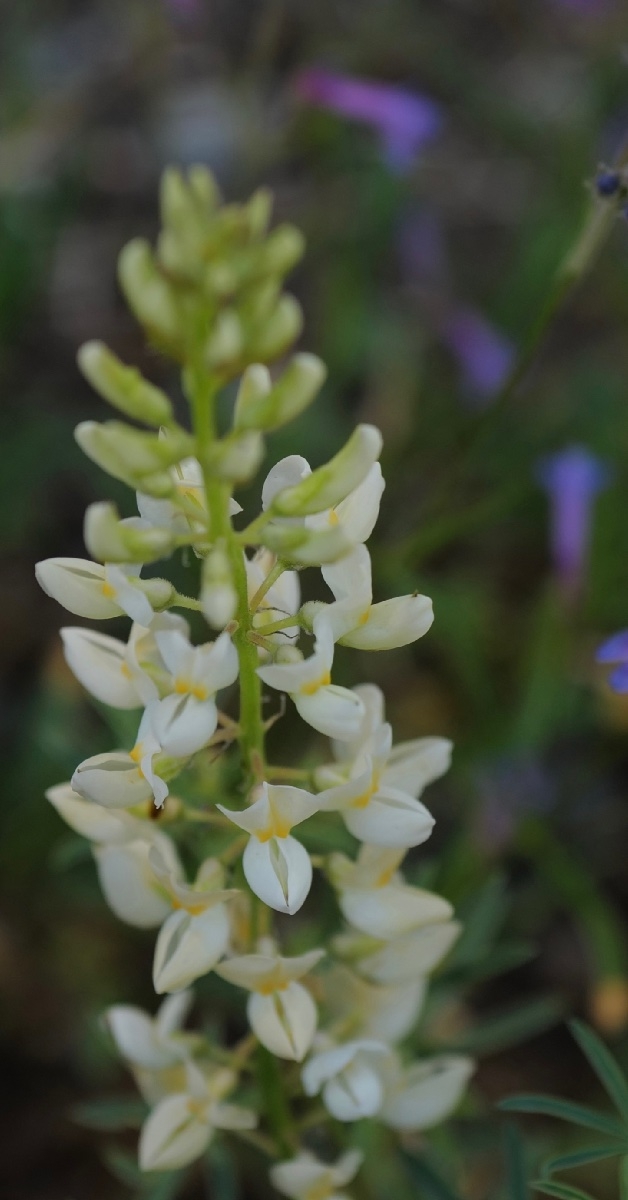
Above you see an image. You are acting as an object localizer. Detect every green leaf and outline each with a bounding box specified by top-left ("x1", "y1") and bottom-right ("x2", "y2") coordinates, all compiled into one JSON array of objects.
[
  {"x1": 503, "y1": 1122, "x2": 528, "y2": 1200},
  {"x1": 446, "y1": 873, "x2": 509, "y2": 968},
  {"x1": 541, "y1": 1144, "x2": 625, "y2": 1175},
  {"x1": 72, "y1": 1097, "x2": 147, "y2": 1131},
  {"x1": 499, "y1": 1095, "x2": 624, "y2": 1139},
  {"x1": 532, "y1": 1181, "x2": 598, "y2": 1200},
  {"x1": 569, "y1": 1020, "x2": 628, "y2": 1125},
  {"x1": 449, "y1": 997, "x2": 563, "y2": 1056},
  {"x1": 140, "y1": 1172, "x2": 188, "y2": 1200},
  {"x1": 401, "y1": 1151, "x2": 465, "y2": 1200}
]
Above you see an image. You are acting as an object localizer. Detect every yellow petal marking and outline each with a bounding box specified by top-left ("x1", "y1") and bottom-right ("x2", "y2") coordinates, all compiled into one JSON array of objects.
[{"x1": 300, "y1": 671, "x2": 331, "y2": 696}]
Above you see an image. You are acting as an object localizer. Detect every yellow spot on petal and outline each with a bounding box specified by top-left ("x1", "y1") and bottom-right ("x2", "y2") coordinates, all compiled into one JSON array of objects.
[
  {"x1": 300, "y1": 671, "x2": 331, "y2": 696},
  {"x1": 358, "y1": 608, "x2": 371, "y2": 626},
  {"x1": 101, "y1": 582, "x2": 116, "y2": 599},
  {"x1": 376, "y1": 866, "x2": 395, "y2": 888},
  {"x1": 174, "y1": 678, "x2": 209, "y2": 701},
  {"x1": 129, "y1": 744, "x2": 142, "y2": 764},
  {"x1": 120, "y1": 662, "x2": 132, "y2": 680},
  {"x1": 328, "y1": 509, "x2": 339, "y2": 527}
]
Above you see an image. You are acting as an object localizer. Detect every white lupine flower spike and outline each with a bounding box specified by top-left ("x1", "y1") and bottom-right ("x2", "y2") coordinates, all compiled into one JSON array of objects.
[{"x1": 38, "y1": 169, "x2": 473, "y2": 1186}]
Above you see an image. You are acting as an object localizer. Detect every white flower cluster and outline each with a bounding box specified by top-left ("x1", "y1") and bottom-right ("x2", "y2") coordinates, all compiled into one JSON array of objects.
[{"x1": 38, "y1": 167, "x2": 472, "y2": 1194}]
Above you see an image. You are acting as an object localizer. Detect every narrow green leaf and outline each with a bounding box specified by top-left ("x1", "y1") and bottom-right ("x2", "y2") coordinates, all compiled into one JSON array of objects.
[
  {"x1": 499, "y1": 1095, "x2": 625, "y2": 1139},
  {"x1": 569, "y1": 1020, "x2": 628, "y2": 1125},
  {"x1": 401, "y1": 1151, "x2": 464, "y2": 1200},
  {"x1": 140, "y1": 1170, "x2": 187, "y2": 1200},
  {"x1": 542, "y1": 1144, "x2": 625, "y2": 1175},
  {"x1": 532, "y1": 1181, "x2": 598, "y2": 1200},
  {"x1": 504, "y1": 1122, "x2": 528, "y2": 1200},
  {"x1": 449, "y1": 997, "x2": 563, "y2": 1056},
  {"x1": 620, "y1": 1154, "x2": 628, "y2": 1200}
]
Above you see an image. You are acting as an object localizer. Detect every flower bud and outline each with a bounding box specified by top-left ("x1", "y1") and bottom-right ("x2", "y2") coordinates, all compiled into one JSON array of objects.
[
  {"x1": 201, "y1": 543, "x2": 238, "y2": 629},
  {"x1": 244, "y1": 186, "x2": 273, "y2": 239},
  {"x1": 249, "y1": 294, "x2": 303, "y2": 361},
  {"x1": 254, "y1": 224, "x2": 305, "y2": 278},
  {"x1": 270, "y1": 424, "x2": 382, "y2": 517},
  {"x1": 141, "y1": 577, "x2": 176, "y2": 611},
  {"x1": 118, "y1": 239, "x2": 183, "y2": 352},
  {"x1": 84, "y1": 502, "x2": 175, "y2": 564},
  {"x1": 204, "y1": 309, "x2": 243, "y2": 371},
  {"x1": 77, "y1": 341, "x2": 174, "y2": 427},
  {"x1": 262, "y1": 523, "x2": 352, "y2": 565},
  {"x1": 206, "y1": 431, "x2": 264, "y2": 483},
  {"x1": 234, "y1": 354, "x2": 326, "y2": 433},
  {"x1": 74, "y1": 421, "x2": 193, "y2": 492}
]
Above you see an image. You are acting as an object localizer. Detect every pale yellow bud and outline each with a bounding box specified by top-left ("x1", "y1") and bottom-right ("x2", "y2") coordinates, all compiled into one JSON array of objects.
[{"x1": 77, "y1": 342, "x2": 173, "y2": 427}]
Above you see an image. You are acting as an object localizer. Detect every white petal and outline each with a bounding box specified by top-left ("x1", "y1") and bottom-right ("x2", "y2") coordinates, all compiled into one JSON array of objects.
[
  {"x1": 35, "y1": 557, "x2": 122, "y2": 619},
  {"x1": 106, "y1": 565, "x2": 153, "y2": 626},
  {"x1": 46, "y1": 783, "x2": 133, "y2": 842},
  {"x1": 301, "y1": 1039, "x2": 386, "y2": 1093},
  {"x1": 106, "y1": 1005, "x2": 181, "y2": 1070},
  {"x1": 139, "y1": 1093, "x2": 210, "y2": 1171},
  {"x1": 359, "y1": 921, "x2": 461, "y2": 984},
  {"x1": 383, "y1": 737, "x2": 453, "y2": 798},
  {"x1": 339, "y1": 595, "x2": 434, "y2": 650},
  {"x1": 156, "y1": 990, "x2": 194, "y2": 1037},
  {"x1": 295, "y1": 685, "x2": 364, "y2": 740},
  {"x1": 262, "y1": 456, "x2": 311, "y2": 509},
  {"x1": 243, "y1": 836, "x2": 312, "y2": 915},
  {"x1": 248, "y1": 982, "x2": 317, "y2": 1061},
  {"x1": 335, "y1": 462, "x2": 385, "y2": 544},
  {"x1": 153, "y1": 905, "x2": 230, "y2": 993},
  {"x1": 194, "y1": 631, "x2": 239, "y2": 691},
  {"x1": 95, "y1": 841, "x2": 171, "y2": 927},
  {"x1": 343, "y1": 787, "x2": 435, "y2": 849},
  {"x1": 61, "y1": 627, "x2": 143, "y2": 708},
  {"x1": 332, "y1": 683, "x2": 386, "y2": 762},
  {"x1": 339, "y1": 884, "x2": 453, "y2": 939},
  {"x1": 211, "y1": 1102, "x2": 257, "y2": 1131},
  {"x1": 382, "y1": 1056, "x2": 474, "y2": 1131},
  {"x1": 152, "y1": 693, "x2": 218, "y2": 757},
  {"x1": 322, "y1": 545, "x2": 372, "y2": 606},
  {"x1": 357, "y1": 978, "x2": 426, "y2": 1042},
  {"x1": 324, "y1": 1057, "x2": 384, "y2": 1121},
  {"x1": 72, "y1": 751, "x2": 154, "y2": 809}
]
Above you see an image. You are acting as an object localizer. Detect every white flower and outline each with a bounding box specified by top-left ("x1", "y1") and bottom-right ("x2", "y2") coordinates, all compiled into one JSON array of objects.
[
  {"x1": 35, "y1": 557, "x2": 157, "y2": 624},
  {"x1": 150, "y1": 627, "x2": 238, "y2": 757},
  {"x1": 106, "y1": 991, "x2": 199, "y2": 1106},
  {"x1": 71, "y1": 704, "x2": 167, "y2": 809},
  {"x1": 270, "y1": 1149, "x2": 364, "y2": 1200},
  {"x1": 150, "y1": 850, "x2": 237, "y2": 993},
  {"x1": 379, "y1": 1053, "x2": 474, "y2": 1131},
  {"x1": 46, "y1": 782, "x2": 182, "y2": 926},
  {"x1": 246, "y1": 548, "x2": 300, "y2": 646},
  {"x1": 262, "y1": 455, "x2": 312, "y2": 512},
  {"x1": 333, "y1": 921, "x2": 461, "y2": 985},
  {"x1": 137, "y1": 455, "x2": 242, "y2": 540},
  {"x1": 60, "y1": 626, "x2": 148, "y2": 709},
  {"x1": 322, "y1": 964, "x2": 426, "y2": 1043},
  {"x1": 218, "y1": 783, "x2": 318, "y2": 915},
  {"x1": 301, "y1": 1038, "x2": 389, "y2": 1121},
  {"x1": 105, "y1": 991, "x2": 195, "y2": 1072},
  {"x1": 266, "y1": 427, "x2": 382, "y2": 519},
  {"x1": 216, "y1": 944, "x2": 324, "y2": 1060},
  {"x1": 257, "y1": 614, "x2": 365, "y2": 741},
  {"x1": 306, "y1": 462, "x2": 385, "y2": 546},
  {"x1": 317, "y1": 722, "x2": 435, "y2": 849},
  {"x1": 139, "y1": 1061, "x2": 256, "y2": 1172},
  {"x1": 329, "y1": 846, "x2": 453, "y2": 939},
  {"x1": 308, "y1": 545, "x2": 433, "y2": 651}
]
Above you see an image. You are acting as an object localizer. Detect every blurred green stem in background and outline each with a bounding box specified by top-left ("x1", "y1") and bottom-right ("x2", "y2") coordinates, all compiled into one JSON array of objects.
[{"x1": 396, "y1": 161, "x2": 628, "y2": 568}]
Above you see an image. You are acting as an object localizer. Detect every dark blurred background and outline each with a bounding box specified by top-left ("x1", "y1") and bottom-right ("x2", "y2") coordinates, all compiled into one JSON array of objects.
[{"x1": 5, "y1": 1, "x2": 628, "y2": 1197}]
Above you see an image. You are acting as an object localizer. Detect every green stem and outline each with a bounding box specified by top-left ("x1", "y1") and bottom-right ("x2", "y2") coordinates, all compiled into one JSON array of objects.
[
  {"x1": 256, "y1": 1044, "x2": 297, "y2": 1157},
  {"x1": 416, "y1": 187, "x2": 626, "y2": 533},
  {"x1": 249, "y1": 559, "x2": 286, "y2": 612},
  {"x1": 187, "y1": 360, "x2": 265, "y2": 789}
]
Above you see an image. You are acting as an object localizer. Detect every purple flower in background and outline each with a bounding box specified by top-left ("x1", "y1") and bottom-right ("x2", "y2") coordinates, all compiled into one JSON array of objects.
[
  {"x1": 596, "y1": 631, "x2": 628, "y2": 692},
  {"x1": 538, "y1": 446, "x2": 610, "y2": 599},
  {"x1": 441, "y1": 308, "x2": 514, "y2": 402},
  {"x1": 294, "y1": 67, "x2": 442, "y2": 172}
]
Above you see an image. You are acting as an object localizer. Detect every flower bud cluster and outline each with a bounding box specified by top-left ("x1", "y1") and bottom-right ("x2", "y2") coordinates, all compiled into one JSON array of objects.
[{"x1": 38, "y1": 167, "x2": 472, "y2": 1194}]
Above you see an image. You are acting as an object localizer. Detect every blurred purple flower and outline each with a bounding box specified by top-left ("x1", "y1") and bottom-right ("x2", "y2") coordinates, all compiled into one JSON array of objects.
[
  {"x1": 294, "y1": 67, "x2": 442, "y2": 172},
  {"x1": 163, "y1": 0, "x2": 200, "y2": 18},
  {"x1": 398, "y1": 208, "x2": 450, "y2": 287},
  {"x1": 538, "y1": 446, "x2": 610, "y2": 599},
  {"x1": 596, "y1": 631, "x2": 628, "y2": 692},
  {"x1": 441, "y1": 308, "x2": 514, "y2": 402}
]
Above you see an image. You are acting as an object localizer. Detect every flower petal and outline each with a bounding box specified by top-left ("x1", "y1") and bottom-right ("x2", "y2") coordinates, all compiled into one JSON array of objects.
[
  {"x1": 381, "y1": 1055, "x2": 474, "y2": 1131},
  {"x1": 152, "y1": 693, "x2": 218, "y2": 757},
  {"x1": 243, "y1": 835, "x2": 312, "y2": 915},
  {"x1": 35, "y1": 557, "x2": 122, "y2": 619},
  {"x1": 139, "y1": 1093, "x2": 211, "y2": 1171},
  {"x1": 72, "y1": 751, "x2": 154, "y2": 809},
  {"x1": 61, "y1": 627, "x2": 143, "y2": 708},
  {"x1": 295, "y1": 685, "x2": 365, "y2": 740},
  {"x1": 339, "y1": 594, "x2": 433, "y2": 650},
  {"x1": 248, "y1": 982, "x2": 317, "y2": 1061},
  {"x1": 343, "y1": 786, "x2": 435, "y2": 849},
  {"x1": 383, "y1": 736, "x2": 452, "y2": 798},
  {"x1": 95, "y1": 841, "x2": 172, "y2": 927},
  {"x1": 153, "y1": 904, "x2": 231, "y2": 993}
]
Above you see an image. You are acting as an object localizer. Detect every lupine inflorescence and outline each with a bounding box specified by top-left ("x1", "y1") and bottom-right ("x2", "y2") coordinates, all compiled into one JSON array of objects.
[{"x1": 38, "y1": 166, "x2": 473, "y2": 1191}]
